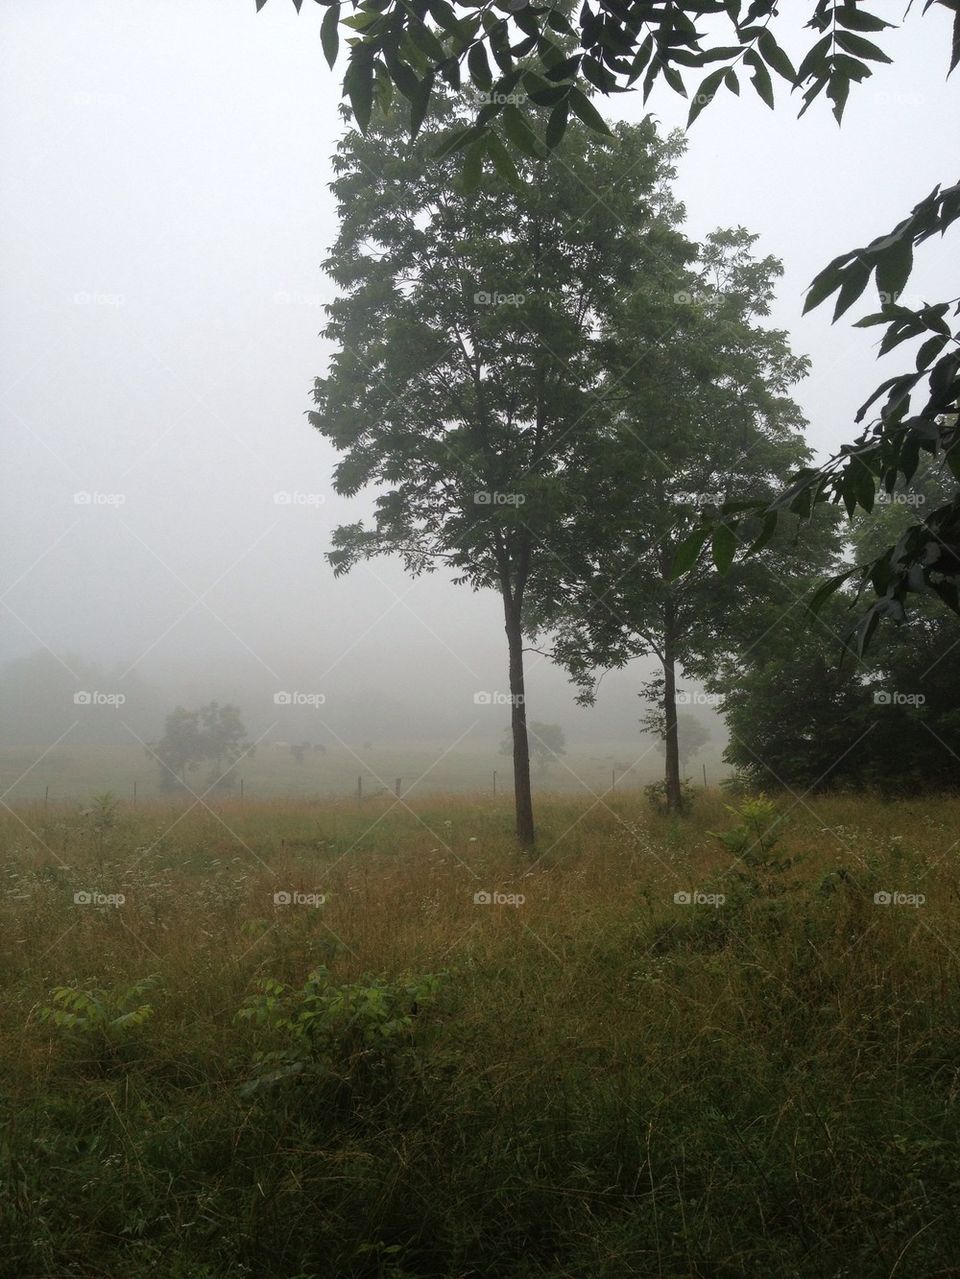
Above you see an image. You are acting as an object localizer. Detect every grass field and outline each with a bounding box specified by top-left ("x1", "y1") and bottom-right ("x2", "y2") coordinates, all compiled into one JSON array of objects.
[
  {"x1": 1, "y1": 788, "x2": 958, "y2": 1277},
  {"x1": 0, "y1": 737, "x2": 729, "y2": 804}
]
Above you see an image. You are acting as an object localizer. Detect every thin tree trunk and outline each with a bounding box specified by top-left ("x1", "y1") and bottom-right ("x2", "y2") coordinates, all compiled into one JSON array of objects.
[
  {"x1": 504, "y1": 601, "x2": 535, "y2": 847},
  {"x1": 662, "y1": 602, "x2": 682, "y2": 813}
]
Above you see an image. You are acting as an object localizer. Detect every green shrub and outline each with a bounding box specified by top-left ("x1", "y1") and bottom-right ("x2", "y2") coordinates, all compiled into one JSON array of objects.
[
  {"x1": 235, "y1": 965, "x2": 445, "y2": 1096},
  {"x1": 38, "y1": 975, "x2": 158, "y2": 1067}
]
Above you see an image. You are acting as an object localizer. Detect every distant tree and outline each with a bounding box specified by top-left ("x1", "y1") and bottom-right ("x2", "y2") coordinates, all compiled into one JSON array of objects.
[
  {"x1": 644, "y1": 702, "x2": 710, "y2": 777},
  {"x1": 151, "y1": 701, "x2": 249, "y2": 792},
  {"x1": 500, "y1": 721, "x2": 566, "y2": 776},
  {"x1": 199, "y1": 702, "x2": 248, "y2": 776},
  {"x1": 152, "y1": 707, "x2": 203, "y2": 791}
]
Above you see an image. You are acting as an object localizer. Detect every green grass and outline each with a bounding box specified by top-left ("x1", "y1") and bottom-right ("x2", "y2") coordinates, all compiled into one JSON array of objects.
[
  {"x1": 0, "y1": 738, "x2": 729, "y2": 803},
  {"x1": 1, "y1": 789, "x2": 958, "y2": 1277}
]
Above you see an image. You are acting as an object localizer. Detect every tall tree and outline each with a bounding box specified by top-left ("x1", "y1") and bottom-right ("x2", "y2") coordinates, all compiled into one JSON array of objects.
[
  {"x1": 527, "y1": 231, "x2": 839, "y2": 809},
  {"x1": 309, "y1": 100, "x2": 692, "y2": 844},
  {"x1": 261, "y1": 0, "x2": 960, "y2": 639}
]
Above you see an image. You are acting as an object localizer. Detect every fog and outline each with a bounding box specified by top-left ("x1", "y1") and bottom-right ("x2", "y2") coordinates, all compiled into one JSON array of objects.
[{"x1": 0, "y1": 1, "x2": 953, "y2": 771}]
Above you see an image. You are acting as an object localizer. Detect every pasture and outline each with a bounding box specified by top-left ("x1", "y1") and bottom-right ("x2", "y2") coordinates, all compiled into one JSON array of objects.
[{"x1": 1, "y1": 789, "x2": 958, "y2": 1276}]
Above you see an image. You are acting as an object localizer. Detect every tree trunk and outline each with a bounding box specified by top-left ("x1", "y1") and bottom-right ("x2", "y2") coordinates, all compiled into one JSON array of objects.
[
  {"x1": 662, "y1": 603, "x2": 683, "y2": 813},
  {"x1": 504, "y1": 602, "x2": 535, "y2": 847}
]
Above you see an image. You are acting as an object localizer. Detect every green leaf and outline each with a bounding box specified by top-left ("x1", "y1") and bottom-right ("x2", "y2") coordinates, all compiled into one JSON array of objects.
[
  {"x1": 803, "y1": 264, "x2": 844, "y2": 315},
  {"x1": 744, "y1": 50, "x2": 774, "y2": 108},
  {"x1": 566, "y1": 87, "x2": 614, "y2": 136},
  {"x1": 467, "y1": 41, "x2": 492, "y2": 91},
  {"x1": 835, "y1": 7, "x2": 894, "y2": 33},
  {"x1": 916, "y1": 333, "x2": 949, "y2": 372},
  {"x1": 545, "y1": 98, "x2": 568, "y2": 149},
  {"x1": 834, "y1": 30, "x2": 893, "y2": 63},
  {"x1": 501, "y1": 104, "x2": 543, "y2": 158},
  {"x1": 832, "y1": 263, "x2": 872, "y2": 320},
  {"x1": 344, "y1": 53, "x2": 375, "y2": 134},
  {"x1": 757, "y1": 29, "x2": 797, "y2": 84},
  {"x1": 321, "y1": 3, "x2": 340, "y2": 70},
  {"x1": 485, "y1": 130, "x2": 522, "y2": 186},
  {"x1": 809, "y1": 568, "x2": 858, "y2": 616},
  {"x1": 669, "y1": 525, "x2": 710, "y2": 579},
  {"x1": 712, "y1": 523, "x2": 737, "y2": 574},
  {"x1": 796, "y1": 33, "x2": 832, "y2": 83},
  {"x1": 875, "y1": 238, "x2": 914, "y2": 303},
  {"x1": 687, "y1": 67, "x2": 726, "y2": 126}
]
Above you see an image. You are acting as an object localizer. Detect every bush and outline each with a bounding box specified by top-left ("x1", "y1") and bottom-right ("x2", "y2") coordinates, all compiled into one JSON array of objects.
[{"x1": 235, "y1": 965, "x2": 445, "y2": 1097}]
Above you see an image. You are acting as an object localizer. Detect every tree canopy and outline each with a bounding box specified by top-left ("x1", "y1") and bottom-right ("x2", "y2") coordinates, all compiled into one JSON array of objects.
[{"x1": 260, "y1": 0, "x2": 960, "y2": 647}]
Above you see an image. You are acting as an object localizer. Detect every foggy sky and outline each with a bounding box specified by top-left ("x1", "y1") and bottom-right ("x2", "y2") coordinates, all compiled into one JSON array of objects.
[{"x1": 0, "y1": 1, "x2": 954, "y2": 751}]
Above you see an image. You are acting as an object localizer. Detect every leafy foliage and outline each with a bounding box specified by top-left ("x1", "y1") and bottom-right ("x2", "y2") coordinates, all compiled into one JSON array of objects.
[
  {"x1": 260, "y1": 0, "x2": 960, "y2": 638},
  {"x1": 149, "y1": 701, "x2": 250, "y2": 791},
  {"x1": 235, "y1": 965, "x2": 445, "y2": 1094},
  {"x1": 39, "y1": 976, "x2": 159, "y2": 1064}
]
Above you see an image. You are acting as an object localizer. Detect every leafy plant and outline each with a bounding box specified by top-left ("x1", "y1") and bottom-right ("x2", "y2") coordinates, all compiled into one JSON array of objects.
[
  {"x1": 644, "y1": 777, "x2": 696, "y2": 815},
  {"x1": 80, "y1": 791, "x2": 122, "y2": 866},
  {"x1": 710, "y1": 796, "x2": 783, "y2": 861},
  {"x1": 709, "y1": 796, "x2": 798, "y2": 888},
  {"x1": 38, "y1": 975, "x2": 159, "y2": 1064},
  {"x1": 235, "y1": 966, "x2": 445, "y2": 1095}
]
